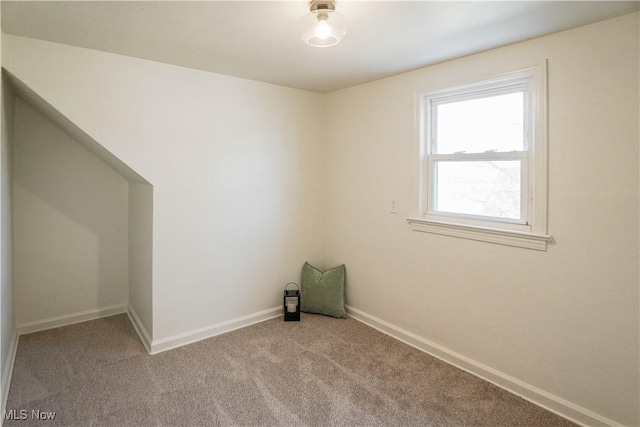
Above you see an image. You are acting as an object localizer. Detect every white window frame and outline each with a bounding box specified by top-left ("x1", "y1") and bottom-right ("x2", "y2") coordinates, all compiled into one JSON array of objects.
[{"x1": 407, "y1": 61, "x2": 552, "y2": 250}]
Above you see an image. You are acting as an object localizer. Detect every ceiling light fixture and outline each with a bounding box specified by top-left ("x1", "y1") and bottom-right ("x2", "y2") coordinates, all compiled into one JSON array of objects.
[{"x1": 300, "y1": 0, "x2": 346, "y2": 48}]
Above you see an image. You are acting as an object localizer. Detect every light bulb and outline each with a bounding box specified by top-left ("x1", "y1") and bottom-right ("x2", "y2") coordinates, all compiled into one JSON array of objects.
[{"x1": 315, "y1": 19, "x2": 331, "y2": 40}]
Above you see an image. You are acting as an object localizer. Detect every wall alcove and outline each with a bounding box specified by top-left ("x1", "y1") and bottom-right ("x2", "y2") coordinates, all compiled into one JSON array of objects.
[{"x1": 5, "y1": 71, "x2": 154, "y2": 348}]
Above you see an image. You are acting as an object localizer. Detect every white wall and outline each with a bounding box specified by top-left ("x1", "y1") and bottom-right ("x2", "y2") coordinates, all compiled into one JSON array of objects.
[
  {"x1": 12, "y1": 98, "x2": 129, "y2": 326},
  {"x1": 128, "y1": 182, "x2": 153, "y2": 338},
  {"x1": 324, "y1": 13, "x2": 639, "y2": 426},
  {"x1": 1, "y1": 18, "x2": 18, "y2": 412},
  {"x1": 2, "y1": 34, "x2": 327, "y2": 342}
]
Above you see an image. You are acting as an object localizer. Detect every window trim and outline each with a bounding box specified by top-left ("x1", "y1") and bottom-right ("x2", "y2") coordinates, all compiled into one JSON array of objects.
[{"x1": 409, "y1": 60, "x2": 551, "y2": 250}]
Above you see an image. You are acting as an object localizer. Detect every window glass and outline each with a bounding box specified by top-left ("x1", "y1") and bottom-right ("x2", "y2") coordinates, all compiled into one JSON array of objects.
[
  {"x1": 434, "y1": 160, "x2": 521, "y2": 220},
  {"x1": 435, "y1": 91, "x2": 524, "y2": 154}
]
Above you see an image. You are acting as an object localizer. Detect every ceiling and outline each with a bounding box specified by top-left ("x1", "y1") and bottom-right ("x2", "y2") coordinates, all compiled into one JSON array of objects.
[{"x1": 2, "y1": 1, "x2": 638, "y2": 93}]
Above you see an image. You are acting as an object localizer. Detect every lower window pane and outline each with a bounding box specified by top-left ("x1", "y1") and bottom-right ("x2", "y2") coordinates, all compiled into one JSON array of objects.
[{"x1": 435, "y1": 160, "x2": 521, "y2": 220}]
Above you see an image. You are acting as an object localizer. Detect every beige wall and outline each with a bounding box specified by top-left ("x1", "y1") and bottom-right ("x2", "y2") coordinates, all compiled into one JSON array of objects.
[
  {"x1": 12, "y1": 98, "x2": 130, "y2": 326},
  {"x1": 324, "y1": 13, "x2": 639, "y2": 426}
]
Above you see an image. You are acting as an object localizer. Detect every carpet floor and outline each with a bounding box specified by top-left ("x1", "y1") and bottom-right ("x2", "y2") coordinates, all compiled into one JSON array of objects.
[{"x1": 5, "y1": 313, "x2": 576, "y2": 426}]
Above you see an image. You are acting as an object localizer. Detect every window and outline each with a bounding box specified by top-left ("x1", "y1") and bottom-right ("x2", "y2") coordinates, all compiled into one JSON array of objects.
[{"x1": 408, "y1": 61, "x2": 552, "y2": 250}]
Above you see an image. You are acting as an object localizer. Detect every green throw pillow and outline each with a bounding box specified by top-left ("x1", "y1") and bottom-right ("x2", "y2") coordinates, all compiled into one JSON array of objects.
[{"x1": 300, "y1": 262, "x2": 347, "y2": 319}]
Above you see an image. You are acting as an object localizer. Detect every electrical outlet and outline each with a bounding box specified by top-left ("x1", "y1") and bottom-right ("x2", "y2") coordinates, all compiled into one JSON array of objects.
[{"x1": 390, "y1": 199, "x2": 398, "y2": 214}]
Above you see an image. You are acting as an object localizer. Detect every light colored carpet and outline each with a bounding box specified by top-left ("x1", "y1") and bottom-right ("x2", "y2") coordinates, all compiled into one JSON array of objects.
[{"x1": 5, "y1": 313, "x2": 576, "y2": 426}]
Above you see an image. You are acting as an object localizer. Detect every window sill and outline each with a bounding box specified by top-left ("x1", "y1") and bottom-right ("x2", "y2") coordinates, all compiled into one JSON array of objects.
[{"x1": 406, "y1": 217, "x2": 553, "y2": 251}]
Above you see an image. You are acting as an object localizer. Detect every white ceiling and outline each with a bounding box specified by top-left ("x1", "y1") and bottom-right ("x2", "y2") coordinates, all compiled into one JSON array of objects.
[{"x1": 2, "y1": 1, "x2": 638, "y2": 93}]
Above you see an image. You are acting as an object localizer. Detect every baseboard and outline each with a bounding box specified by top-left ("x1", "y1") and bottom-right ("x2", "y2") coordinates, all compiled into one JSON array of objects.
[
  {"x1": 16, "y1": 304, "x2": 128, "y2": 335},
  {"x1": 149, "y1": 306, "x2": 282, "y2": 354},
  {"x1": 345, "y1": 305, "x2": 619, "y2": 427},
  {"x1": 1, "y1": 330, "x2": 18, "y2": 424},
  {"x1": 126, "y1": 306, "x2": 152, "y2": 354}
]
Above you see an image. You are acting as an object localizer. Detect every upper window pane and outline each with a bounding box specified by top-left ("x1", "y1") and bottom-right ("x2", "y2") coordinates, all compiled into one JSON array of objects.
[{"x1": 435, "y1": 91, "x2": 524, "y2": 154}]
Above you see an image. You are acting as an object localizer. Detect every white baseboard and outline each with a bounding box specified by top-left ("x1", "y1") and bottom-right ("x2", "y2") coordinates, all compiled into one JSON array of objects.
[
  {"x1": 126, "y1": 306, "x2": 152, "y2": 354},
  {"x1": 16, "y1": 304, "x2": 128, "y2": 335},
  {"x1": 345, "y1": 305, "x2": 619, "y2": 427},
  {"x1": 149, "y1": 306, "x2": 282, "y2": 354},
  {"x1": 1, "y1": 330, "x2": 18, "y2": 423}
]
